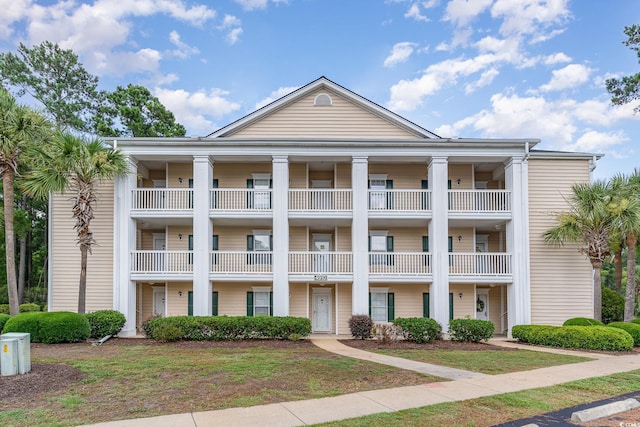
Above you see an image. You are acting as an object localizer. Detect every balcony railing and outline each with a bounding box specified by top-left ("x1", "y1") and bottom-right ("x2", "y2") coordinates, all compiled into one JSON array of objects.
[
  {"x1": 131, "y1": 251, "x2": 193, "y2": 274},
  {"x1": 449, "y1": 253, "x2": 512, "y2": 276},
  {"x1": 288, "y1": 252, "x2": 353, "y2": 274},
  {"x1": 131, "y1": 189, "x2": 193, "y2": 211},
  {"x1": 210, "y1": 189, "x2": 272, "y2": 211},
  {"x1": 288, "y1": 189, "x2": 352, "y2": 211},
  {"x1": 368, "y1": 252, "x2": 432, "y2": 275},
  {"x1": 210, "y1": 251, "x2": 273, "y2": 274},
  {"x1": 368, "y1": 190, "x2": 431, "y2": 211},
  {"x1": 448, "y1": 190, "x2": 511, "y2": 213}
]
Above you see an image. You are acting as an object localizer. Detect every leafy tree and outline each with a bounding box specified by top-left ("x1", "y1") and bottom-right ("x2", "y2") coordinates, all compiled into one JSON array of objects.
[
  {"x1": 606, "y1": 24, "x2": 640, "y2": 112},
  {"x1": 94, "y1": 84, "x2": 186, "y2": 137},
  {"x1": 544, "y1": 181, "x2": 614, "y2": 321},
  {"x1": 0, "y1": 41, "x2": 103, "y2": 131},
  {"x1": 24, "y1": 133, "x2": 128, "y2": 314},
  {"x1": 0, "y1": 89, "x2": 51, "y2": 315}
]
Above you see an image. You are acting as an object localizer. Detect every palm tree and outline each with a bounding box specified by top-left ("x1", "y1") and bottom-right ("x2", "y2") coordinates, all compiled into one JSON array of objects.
[
  {"x1": 24, "y1": 132, "x2": 128, "y2": 314},
  {"x1": 0, "y1": 89, "x2": 51, "y2": 315},
  {"x1": 543, "y1": 181, "x2": 614, "y2": 321},
  {"x1": 610, "y1": 170, "x2": 640, "y2": 321}
]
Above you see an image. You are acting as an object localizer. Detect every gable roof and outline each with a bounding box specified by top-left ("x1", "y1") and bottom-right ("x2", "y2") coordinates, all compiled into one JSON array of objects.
[{"x1": 207, "y1": 76, "x2": 441, "y2": 139}]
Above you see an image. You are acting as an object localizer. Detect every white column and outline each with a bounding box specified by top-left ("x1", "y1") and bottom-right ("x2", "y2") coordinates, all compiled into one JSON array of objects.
[
  {"x1": 192, "y1": 156, "x2": 213, "y2": 315},
  {"x1": 428, "y1": 156, "x2": 450, "y2": 331},
  {"x1": 505, "y1": 156, "x2": 531, "y2": 334},
  {"x1": 272, "y1": 156, "x2": 289, "y2": 316},
  {"x1": 351, "y1": 156, "x2": 369, "y2": 315},
  {"x1": 113, "y1": 156, "x2": 138, "y2": 336}
]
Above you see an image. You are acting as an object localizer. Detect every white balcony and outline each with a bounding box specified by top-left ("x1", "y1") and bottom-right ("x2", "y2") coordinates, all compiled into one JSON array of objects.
[
  {"x1": 448, "y1": 190, "x2": 511, "y2": 213},
  {"x1": 288, "y1": 252, "x2": 353, "y2": 281},
  {"x1": 130, "y1": 251, "x2": 193, "y2": 276},
  {"x1": 449, "y1": 253, "x2": 512, "y2": 282},
  {"x1": 368, "y1": 190, "x2": 431, "y2": 213},
  {"x1": 131, "y1": 189, "x2": 193, "y2": 214},
  {"x1": 288, "y1": 189, "x2": 352, "y2": 212},
  {"x1": 368, "y1": 252, "x2": 432, "y2": 282},
  {"x1": 210, "y1": 189, "x2": 272, "y2": 213},
  {"x1": 209, "y1": 251, "x2": 273, "y2": 275}
]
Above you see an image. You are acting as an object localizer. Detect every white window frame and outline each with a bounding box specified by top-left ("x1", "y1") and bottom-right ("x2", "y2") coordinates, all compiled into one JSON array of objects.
[
  {"x1": 252, "y1": 229, "x2": 272, "y2": 252},
  {"x1": 369, "y1": 174, "x2": 388, "y2": 209},
  {"x1": 252, "y1": 286, "x2": 272, "y2": 316},
  {"x1": 370, "y1": 287, "x2": 389, "y2": 323},
  {"x1": 369, "y1": 230, "x2": 388, "y2": 265}
]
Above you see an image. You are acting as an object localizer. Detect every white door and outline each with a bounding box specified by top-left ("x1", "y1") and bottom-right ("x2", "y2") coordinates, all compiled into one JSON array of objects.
[
  {"x1": 475, "y1": 181, "x2": 488, "y2": 210},
  {"x1": 313, "y1": 292, "x2": 331, "y2": 332},
  {"x1": 254, "y1": 177, "x2": 271, "y2": 209},
  {"x1": 153, "y1": 180, "x2": 166, "y2": 209},
  {"x1": 313, "y1": 235, "x2": 331, "y2": 272},
  {"x1": 475, "y1": 235, "x2": 488, "y2": 274},
  {"x1": 153, "y1": 234, "x2": 166, "y2": 272},
  {"x1": 369, "y1": 178, "x2": 386, "y2": 209},
  {"x1": 153, "y1": 288, "x2": 166, "y2": 317},
  {"x1": 311, "y1": 180, "x2": 332, "y2": 210},
  {"x1": 476, "y1": 292, "x2": 488, "y2": 321}
]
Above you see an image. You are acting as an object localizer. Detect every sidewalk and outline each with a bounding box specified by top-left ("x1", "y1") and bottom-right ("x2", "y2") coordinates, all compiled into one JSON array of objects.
[{"x1": 80, "y1": 339, "x2": 640, "y2": 427}]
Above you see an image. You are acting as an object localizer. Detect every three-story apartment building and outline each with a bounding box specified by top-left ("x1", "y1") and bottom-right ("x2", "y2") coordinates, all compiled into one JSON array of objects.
[{"x1": 49, "y1": 77, "x2": 599, "y2": 337}]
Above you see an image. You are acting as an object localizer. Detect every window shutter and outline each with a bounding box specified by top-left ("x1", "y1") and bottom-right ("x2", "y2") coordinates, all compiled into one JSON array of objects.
[
  {"x1": 246, "y1": 179, "x2": 254, "y2": 188},
  {"x1": 188, "y1": 235, "x2": 194, "y2": 264},
  {"x1": 449, "y1": 292, "x2": 454, "y2": 321},
  {"x1": 188, "y1": 179, "x2": 194, "y2": 208},
  {"x1": 447, "y1": 180, "x2": 452, "y2": 210},
  {"x1": 246, "y1": 179, "x2": 254, "y2": 208},
  {"x1": 423, "y1": 293, "x2": 429, "y2": 318},
  {"x1": 212, "y1": 178, "x2": 219, "y2": 208},
  {"x1": 368, "y1": 292, "x2": 372, "y2": 317},
  {"x1": 246, "y1": 235, "x2": 254, "y2": 265},
  {"x1": 447, "y1": 180, "x2": 452, "y2": 189},
  {"x1": 188, "y1": 291, "x2": 193, "y2": 316},
  {"x1": 212, "y1": 235, "x2": 219, "y2": 250},
  {"x1": 421, "y1": 179, "x2": 429, "y2": 209},
  {"x1": 246, "y1": 292, "x2": 254, "y2": 316},
  {"x1": 368, "y1": 236, "x2": 372, "y2": 265},
  {"x1": 387, "y1": 293, "x2": 395, "y2": 321},
  {"x1": 188, "y1": 179, "x2": 193, "y2": 188},
  {"x1": 269, "y1": 292, "x2": 273, "y2": 316},
  {"x1": 422, "y1": 236, "x2": 429, "y2": 266},
  {"x1": 386, "y1": 179, "x2": 393, "y2": 209},
  {"x1": 448, "y1": 236, "x2": 453, "y2": 266},
  {"x1": 212, "y1": 292, "x2": 218, "y2": 316},
  {"x1": 421, "y1": 180, "x2": 429, "y2": 190},
  {"x1": 212, "y1": 179, "x2": 219, "y2": 188},
  {"x1": 387, "y1": 236, "x2": 394, "y2": 266},
  {"x1": 385, "y1": 180, "x2": 393, "y2": 189}
]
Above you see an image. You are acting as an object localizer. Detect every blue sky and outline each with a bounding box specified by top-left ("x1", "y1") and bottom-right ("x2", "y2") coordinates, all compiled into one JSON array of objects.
[{"x1": 0, "y1": 0, "x2": 638, "y2": 179}]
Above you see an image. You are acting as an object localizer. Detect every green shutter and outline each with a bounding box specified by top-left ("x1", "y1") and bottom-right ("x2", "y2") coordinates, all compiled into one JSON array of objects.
[
  {"x1": 368, "y1": 292, "x2": 372, "y2": 317},
  {"x1": 423, "y1": 292, "x2": 429, "y2": 318},
  {"x1": 421, "y1": 180, "x2": 429, "y2": 209},
  {"x1": 386, "y1": 179, "x2": 393, "y2": 209},
  {"x1": 188, "y1": 291, "x2": 193, "y2": 316},
  {"x1": 246, "y1": 179, "x2": 254, "y2": 208},
  {"x1": 421, "y1": 179, "x2": 428, "y2": 190},
  {"x1": 448, "y1": 236, "x2": 453, "y2": 252},
  {"x1": 447, "y1": 180, "x2": 452, "y2": 189},
  {"x1": 387, "y1": 236, "x2": 394, "y2": 266},
  {"x1": 188, "y1": 179, "x2": 194, "y2": 208},
  {"x1": 188, "y1": 179, "x2": 194, "y2": 188},
  {"x1": 212, "y1": 291, "x2": 218, "y2": 316},
  {"x1": 188, "y1": 235, "x2": 194, "y2": 264},
  {"x1": 422, "y1": 236, "x2": 429, "y2": 266},
  {"x1": 387, "y1": 293, "x2": 394, "y2": 321},
  {"x1": 247, "y1": 235, "x2": 254, "y2": 265},
  {"x1": 269, "y1": 292, "x2": 273, "y2": 316},
  {"x1": 246, "y1": 292, "x2": 254, "y2": 316},
  {"x1": 212, "y1": 179, "x2": 218, "y2": 188},
  {"x1": 212, "y1": 235, "x2": 219, "y2": 250},
  {"x1": 449, "y1": 292, "x2": 454, "y2": 321},
  {"x1": 246, "y1": 179, "x2": 254, "y2": 188},
  {"x1": 212, "y1": 179, "x2": 219, "y2": 208}
]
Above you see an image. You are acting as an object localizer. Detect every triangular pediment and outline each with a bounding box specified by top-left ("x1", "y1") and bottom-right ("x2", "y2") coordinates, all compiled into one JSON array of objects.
[{"x1": 208, "y1": 77, "x2": 440, "y2": 140}]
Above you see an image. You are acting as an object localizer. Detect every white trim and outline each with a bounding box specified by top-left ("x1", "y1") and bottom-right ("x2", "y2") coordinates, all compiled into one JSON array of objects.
[{"x1": 335, "y1": 282, "x2": 339, "y2": 336}]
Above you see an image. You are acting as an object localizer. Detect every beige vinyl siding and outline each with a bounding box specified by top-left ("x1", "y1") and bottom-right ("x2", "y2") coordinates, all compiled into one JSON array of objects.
[
  {"x1": 213, "y1": 282, "x2": 262, "y2": 316},
  {"x1": 337, "y1": 227, "x2": 351, "y2": 252},
  {"x1": 138, "y1": 283, "x2": 155, "y2": 323},
  {"x1": 167, "y1": 282, "x2": 191, "y2": 316},
  {"x1": 213, "y1": 226, "x2": 269, "y2": 251},
  {"x1": 289, "y1": 283, "x2": 308, "y2": 318},
  {"x1": 289, "y1": 163, "x2": 307, "y2": 188},
  {"x1": 336, "y1": 163, "x2": 351, "y2": 189},
  {"x1": 368, "y1": 164, "x2": 427, "y2": 188},
  {"x1": 290, "y1": 227, "x2": 308, "y2": 251},
  {"x1": 50, "y1": 181, "x2": 114, "y2": 313},
  {"x1": 374, "y1": 227, "x2": 427, "y2": 252},
  {"x1": 213, "y1": 163, "x2": 272, "y2": 188},
  {"x1": 449, "y1": 227, "x2": 474, "y2": 252},
  {"x1": 528, "y1": 158, "x2": 593, "y2": 325},
  {"x1": 337, "y1": 283, "x2": 352, "y2": 334},
  {"x1": 449, "y1": 164, "x2": 473, "y2": 189},
  {"x1": 167, "y1": 163, "x2": 192, "y2": 188},
  {"x1": 450, "y1": 284, "x2": 474, "y2": 319},
  {"x1": 486, "y1": 231, "x2": 503, "y2": 252},
  {"x1": 231, "y1": 88, "x2": 420, "y2": 139},
  {"x1": 166, "y1": 226, "x2": 192, "y2": 250},
  {"x1": 138, "y1": 230, "x2": 158, "y2": 250},
  {"x1": 484, "y1": 286, "x2": 507, "y2": 334},
  {"x1": 388, "y1": 283, "x2": 429, "y2": 319},
  {"x1": 475, "y1": 171, "x2": 503, "y2": 189}
]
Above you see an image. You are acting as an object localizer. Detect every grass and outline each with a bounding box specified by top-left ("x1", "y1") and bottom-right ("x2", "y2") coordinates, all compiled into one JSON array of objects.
[
  {"x1": 315, "y1": 370, "x2": 640, "y2": 427},
  {"x1": 369, "y1": 348, "x2": 591, "y2": 374}
]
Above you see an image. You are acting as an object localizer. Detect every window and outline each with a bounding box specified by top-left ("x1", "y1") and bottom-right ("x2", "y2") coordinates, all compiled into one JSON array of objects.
[
  {"x1": 314, "y1": 93, "x2": 332, "y2": 106},
  {"x1": 369, "y1": 289, "x2": 394, "y2": 322},
  {"x1": 188, "y1": 291, "x2": 218, "y2": 316},
  {"x1": 246, "y1": 289, "x2": 272, "y2": 316},
  {"x1": 247, "y1": 174, "x2": 272, "y2": 209},
  {"x1": 368, "y1": 175, "x2": 393, "y2": 209},
  {"x1": 369, "y1": 232, "x2": 394, "y2": 265},
  {"x1": 247, "y1": 230, "x2": 272, "y2": 264}
]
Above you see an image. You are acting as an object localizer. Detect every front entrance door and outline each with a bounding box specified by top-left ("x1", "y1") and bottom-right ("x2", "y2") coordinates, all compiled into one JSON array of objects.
[
  {"x1": 153, "y1": 234, "x2": 166, "y2": 272},
  {"x1": 313, "y1": 291, "x2": 331, "y2": 332},
  {"x1": 152, "y1": 286, "x2": 166, "y2": 317},
  {"x1": 476, "y1": 235, "x2": 488, "y2": 274},
  {"x1": 312, "y1": 234, "x2": 331, "y2": 272},
  {"x1": 476, "y1": 292, "x2": 488, "y2": 321}
]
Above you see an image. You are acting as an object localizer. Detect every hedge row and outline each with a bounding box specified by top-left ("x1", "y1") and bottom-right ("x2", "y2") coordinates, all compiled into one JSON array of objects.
[
  {"x1": 2, "y1": 312, "x2": 90, "y2": 344},
  {"x1": 562, "y1": 317, "x2": 604, "y2": 326},
  {"x1": 143, "y1": 315, "x2": 312, "y2": 341},
  {"x1": 607, "y1": 322, "x2": 640, "y2": 346},
  {"x1": 0, "y1": 303, "x2": 44, "y2": 314},
  {"x1": 512, "y1": 324, "x2": 633, "y2": 351},
  {"x1": 449, "y1": 319, "x2": 494, "y2": 342}
]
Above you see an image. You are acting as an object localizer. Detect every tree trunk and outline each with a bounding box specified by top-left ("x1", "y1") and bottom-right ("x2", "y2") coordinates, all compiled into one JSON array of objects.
[
  {"x1": 78, "y1": 243, "x2": 88, "y2": 314},
  {"x1": 3, "y1": 170, "x2": 19, "y2": 315},
  {"x1": 592, "y1": 263, "x2": 603, "y2": 321},
  {"x1": 18, "y1": 234, "x2": 26, "y2": 303},
  {"x1": 614, "y1": 248, "x2": 623, "y2": 293},
  {"x1": 624, "y1": 233, "x2": 637, "y2": 322}
]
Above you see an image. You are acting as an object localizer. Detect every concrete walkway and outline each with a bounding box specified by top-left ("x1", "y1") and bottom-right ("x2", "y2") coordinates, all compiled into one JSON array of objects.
[{"x1": 80, "y1": 339, "x2": 640, "y2": 427}]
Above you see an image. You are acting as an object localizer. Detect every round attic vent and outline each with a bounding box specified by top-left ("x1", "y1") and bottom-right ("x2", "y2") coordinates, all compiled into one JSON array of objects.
[{"x1": 314, "y1": 93, "x2": 332, "y2": 106}]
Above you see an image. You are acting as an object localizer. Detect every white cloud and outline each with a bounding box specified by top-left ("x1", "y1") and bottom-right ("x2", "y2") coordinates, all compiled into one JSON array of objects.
[
  {"x1": 444, "y1": 0, "x2": 492, "y2": 26},
  {"x1": 92, "y1": 48, "x2": 163, "y2": 76},
  {"x1": 234, "y1": 0, "x2": 268, "y2": 11},
  {"x1": 465, "y1": 68, "x2": 499, "y2": 93},
  {"x1": 0, "y1": 0, "x2": 31, "y2": 38},
  {"x1": 384, "y1": 42, "x2": 418, "y2": 67},
  {"x1": 255, "y1": 86, "x2": 300, "y2": 109},
  {"x1": 491, "y1": 0, "x2": 570, "y2": 37},
  {"x1": 405, "y1": 3, "x2": 429, "y2": 22},
  {"x1": 154, "y1": 86, "x2": 241, "y2": 135},
  {"x1": 567, "y1": 130, "x2": 627, "y2": 153},
  {"x1": 219, "y1": 14, "x2": 242, "y2": 45},
  {"x1": 544, "y1": 52, "x2": 571, "y2": 65},
  {"x1": 539, "y1": 63, "x2": 591, "y2": 92},
  {"x1": 168, "y1": 30, "x2": 199, "y2": 58}
]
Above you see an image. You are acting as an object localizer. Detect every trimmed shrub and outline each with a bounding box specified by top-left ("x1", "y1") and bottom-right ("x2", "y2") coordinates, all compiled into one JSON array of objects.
[
  {"x1": 607, "y1": 322, "x2": 640, "y2": 346},
  {"x1": 512, "y1": 324, "x2": 633, "y2": 351},
  {"x1": 602, "y1": 287, "x2": 624, "y2": 324},
  {"x1": 393, "y1": 317, "x2": 441, "y2": 343},
  {"x1": 0, "y1": 304, "x2": 9, "y2": 315},
  {"x1": 0, "y1": 313, "x2": 11, "y2": 332},
  {"x1": 562, "y1": 317, "x2": 604, "y2": 327},
  {"x1": 144, "y1": 316, "x2": 312, "y2": 341},
  {"x1": 348, "y1": 315, "x2": 373, "y2": 340},
  {"x1": 449, "y1": 319, "x2": 495, "y2": 342},
  {"x1": 633, "y1": 318, "x2": 640, "y2": 326},
  {"x1": 85, "y1": 310, "x2": 126, "y2": 338},
  {"x1": 3, "y1": 311, "x2": 90, "y2": 343},
  {"x1": 19, "y1": 303, "x2": 41, "y2": 313}
]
